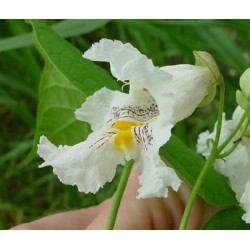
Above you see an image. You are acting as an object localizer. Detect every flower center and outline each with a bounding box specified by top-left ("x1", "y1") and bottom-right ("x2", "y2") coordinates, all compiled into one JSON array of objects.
[{"x1": 112, "y1": 120, "x2": 142, "y2": 151}]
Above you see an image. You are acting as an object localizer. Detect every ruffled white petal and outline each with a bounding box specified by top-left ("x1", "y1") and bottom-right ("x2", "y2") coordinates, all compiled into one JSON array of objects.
[
  {"x1": 161, "y1": 64, "x2": 213, "y2": 123},
  {"x1": 37, "y1": 135, "x2": 125, "y2": 193},
  {"x1": 130, "y1": 121, "x2": 180, "y2": 198},
  {"x1": 136, "y1": 152, "x2": 181, "y2": 199},
  {"x1": 241, "y1": 180, "x2": 250, "y2": 223},
  {"x1": 231, "y1": 105, "x2": 245, "y2": 124},
  {"x1": 151, "y1": 119, "x2": 174, "y2": 150},
  {"x1": 196, "y1": 130, "x2": 213, "y2": 159},
  {"x1": 215, "y1": 143, "x2": 250, "y2": 200},
  {"x1": 83, "y1": 39, "x2": 175, "y2": 123},
  {"x1": 133, "y1": 68, "x2": 174, "y2": 123},
  {"x1": 197, "y1": 112, "x2": 236, "y2": 158},
  {"x1": 83, "y1": 38, "x2": 152, "y2": 82},
  {"x1": 75, "y1": 87, "x2": 126, "y2": 131}
]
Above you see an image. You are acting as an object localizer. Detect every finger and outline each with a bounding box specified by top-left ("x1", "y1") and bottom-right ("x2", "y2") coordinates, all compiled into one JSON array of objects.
[
  {"x1": 86, "y1": 168, "x2": 174, "y2": 230},
  {"x1": 174, "y1": 182, "x2": 213, "y2": 230},
  {"x1": 86, "y1": 195, "x2": 153, "y2": 230},
  {"x1": 10, "y1": 168, "x2": 141, "y2": 230},
  {"x1": 10, "y1": 205, "x2": 103, "y2": 230}
]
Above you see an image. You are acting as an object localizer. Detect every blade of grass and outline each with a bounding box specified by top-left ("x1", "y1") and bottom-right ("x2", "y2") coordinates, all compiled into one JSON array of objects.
[
  {"x1": 0, "y1": 19, "x2": 110, "y2": 53},
  {"x1": 0, "y1": 88, "x2": 35, "y2": 128},
  {"x1": 0, "y1": 74, "x2": 37, "y2": 100}
]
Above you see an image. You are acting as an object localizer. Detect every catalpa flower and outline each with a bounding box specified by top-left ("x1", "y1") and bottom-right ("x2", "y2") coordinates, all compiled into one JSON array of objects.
[
  {"x1": 197, "y1": 106, "x2": 250, "y2": 222},
  {"x1": 38, "y1": 39, "x2": 220, "y2": 199}
]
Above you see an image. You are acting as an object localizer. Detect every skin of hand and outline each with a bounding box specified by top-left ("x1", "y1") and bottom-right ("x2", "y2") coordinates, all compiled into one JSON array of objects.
[{"x1": 10, "y1": 169, "x2": 215, "y2": 230}]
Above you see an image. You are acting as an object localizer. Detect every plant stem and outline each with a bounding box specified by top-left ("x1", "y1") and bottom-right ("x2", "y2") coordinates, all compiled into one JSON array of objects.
[
  {"x1": 218, "y1": 116, "x2": 250, "y2": 159},
  {"x1": 179, "y1": 151, "x2": 216, "y2": 230},
  {"x1": 179, "y1": 82, "x2": 225, "y2": 230},
  {"x1": 218, "y1": 104, "x2": 250, "y2": 153},
  {"x1": 106, "y1": 159, "x2": 134, "y2": 230},
  {"x1": 214, "y1": 82, "x2": 225, "y2": 147}
]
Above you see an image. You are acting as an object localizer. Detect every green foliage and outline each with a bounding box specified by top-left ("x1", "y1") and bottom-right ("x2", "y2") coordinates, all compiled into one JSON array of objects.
[
  {"x1": 1, "y1": 19, "x2": 250, "y2": 230},
  {"x1": 203, "y1": 207, "x2": 250, "y2": 230},
  {"x1": 160, "y1": 135, "x2": 237, "y2": 206}
]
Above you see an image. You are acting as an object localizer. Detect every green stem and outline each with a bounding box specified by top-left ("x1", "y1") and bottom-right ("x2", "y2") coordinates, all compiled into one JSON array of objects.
[
  {"x1": 214, "y1": 82, "x2": 225, "y2": 147},
  {"x1": 179, "y1": 152, "x2": 216, "y2": 230},
  {"x1": 106, "y1": 159, "x2": 134, "y2": 230},
  {"x1": 218, "y1": 142, "x2": 241, "y2": 159},
  {"x1": 179, "y1": 82, "x2": 225, "y2": 230},
  {"x1": 218, "y1": 116, "x2": 250, "y2": 159},
  {"x1": 218, "y1": 104, "x2": 250, "y2": 153}
]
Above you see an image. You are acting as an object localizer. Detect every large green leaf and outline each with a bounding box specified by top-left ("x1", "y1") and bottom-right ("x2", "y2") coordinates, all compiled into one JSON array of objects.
[
  {"x1": 0, "y1": 19, "x2": 110, "y2": 53},
  {"x1": 202, "y1": 207, "x2": 250, "y2": 229},
  {"x1": 160, "y1": 135, "x2": 237, "y2": 206},
  {"x1": 35, "y1": 63, "x2": 90, "y2": 146},
  {"x1": 27, "y1": 20, "x2": 118, "y2": 160},
  {"x1": 29, "y1": 20, "x2": 118, "y2": 96}
]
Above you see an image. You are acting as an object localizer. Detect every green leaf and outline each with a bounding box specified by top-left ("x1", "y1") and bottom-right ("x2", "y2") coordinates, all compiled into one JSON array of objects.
[
  {"x1": 35, "y1": 63, "x2": 90, "y2": 146},
  {"x1": 0, "y1": 19, "x2": 110, "y2": 53},
  {"x1": 202, "y1": 207, "x2": 250, "y2": 229},
  {"x1": 27, "y1": 20, "x2": 118, "y2": 161},
  {"x1": 160, "y1": 135, "x2": 237, "y2": 206},
  {"x1": 30, "y1": 20, "x2": 118, "y2": 95}
]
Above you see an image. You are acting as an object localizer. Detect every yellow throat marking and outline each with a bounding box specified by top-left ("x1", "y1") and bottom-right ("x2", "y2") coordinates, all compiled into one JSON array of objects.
[{"x1": 112, "y1": 120, "x2": 142, "y2": 151}]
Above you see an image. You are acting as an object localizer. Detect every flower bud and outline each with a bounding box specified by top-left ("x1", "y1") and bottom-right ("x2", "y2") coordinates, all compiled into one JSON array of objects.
[
  {"x1": 236, "y1": 90, "x2": 249, "y2": 110},
  {"x1": 243, "y1": 122, "x2": 250, "y2": 138},
  {"x1": 194, "y1": 51, "x2": 223, "y2": 85},
  {"x1": 240, "y1": 68, "x2": 250, "y2": 101},
  {"x1": 198, "y1": 82, "x2": 217, "y2": 107},
  {"x1": 194, "y1": 51, "x2": 222, "y2": 107}
]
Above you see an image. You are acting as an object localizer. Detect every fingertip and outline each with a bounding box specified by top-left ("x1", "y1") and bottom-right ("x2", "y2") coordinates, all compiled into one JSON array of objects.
[{"x1": 9, "y1": 223, "x2": 34, "y2": 230}]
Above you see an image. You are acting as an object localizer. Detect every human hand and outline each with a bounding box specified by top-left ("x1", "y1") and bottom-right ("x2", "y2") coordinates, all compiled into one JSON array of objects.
[{"x1": 10, "y1": 169, "x2": 212, "y2": 230}]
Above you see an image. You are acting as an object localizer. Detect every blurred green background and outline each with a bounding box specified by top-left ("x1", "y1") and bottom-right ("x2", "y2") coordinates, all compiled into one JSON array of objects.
[{"x1": 0, "y1": 19, "x2": 250, "y2": 229}]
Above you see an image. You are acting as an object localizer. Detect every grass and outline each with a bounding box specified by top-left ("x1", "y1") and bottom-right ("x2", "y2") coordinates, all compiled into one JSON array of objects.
[{"x1": 0, "y1": 19, "x2": 250, "y2": 229}]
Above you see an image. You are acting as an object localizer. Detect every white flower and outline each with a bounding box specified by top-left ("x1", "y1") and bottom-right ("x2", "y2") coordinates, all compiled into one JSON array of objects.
[
  {"x1": 197, "y1": 106, "x2": 250, "y2": 222},
  {"x1": 38, "y1": 39, "x2": 217, "y2": 199}
]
